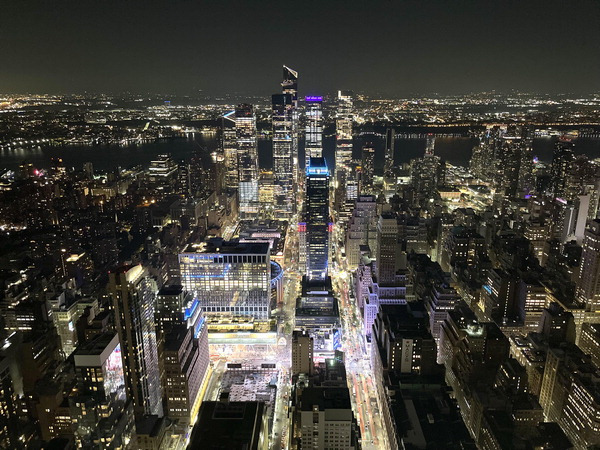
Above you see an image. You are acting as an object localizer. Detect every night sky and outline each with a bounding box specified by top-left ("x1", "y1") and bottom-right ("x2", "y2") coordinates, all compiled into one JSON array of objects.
[{"x1": 2, "y1": 0, "x2": 600, "y2": 96}]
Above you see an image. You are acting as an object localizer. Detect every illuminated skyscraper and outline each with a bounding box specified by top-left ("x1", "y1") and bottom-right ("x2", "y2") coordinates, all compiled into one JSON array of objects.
[
  {"x1": 304, "y1": 96, "x2": 323, "y2": 168},
  {"x1": 282, "y1": 65, "x2": 300, "y2": 190},
  {"x1": 551, "y1": 137, "x2": 576, "y2": 199},
  {"x1": 235, "y1": 104, "x2": 259, "y2": 218},
  {"x1": 108, "y1": 265, "x2": 163, "y2": 417},
  {"x1": 71, "y1": 333, "x2": 134, "y2": 448},
  {"x1": 221, "y1": 111, "x2": 238, "y2": 189},
  {"x1": 272, "y1": 93, "x2": 295, "y2": 218},
  {"x1": 305, "y1": 157, "x2": 330, "y2": 281},
  {"x1": 335, "y1": 91, "x2": 353, "y2": 179},
  {"x1": 179, "y1": 240, "x2": 271, "y2": 320},
  {"x1": 384, "y1": 128, "x2": 395, "y2": 175},
  {"x1": 335, "y1": 91, "x2": 353, "y2": 212},
  {"x1": 282, "y1": 65, "x2": 298, "y2": 106},
  {"x1": 360, "y1": 142, "x2": 375, "y2": 194},
  {"x1": 576, "y1": 219, "x2": 600, "y2": 311}
]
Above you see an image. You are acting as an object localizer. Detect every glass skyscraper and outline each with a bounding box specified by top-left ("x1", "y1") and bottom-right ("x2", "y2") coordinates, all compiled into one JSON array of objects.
[
  {"x1": 235, "y1": 104, "x2": 259, "y2": 217},
  {"x1": 335, "y1": 90, "x2": 353, "y2": 177},
  {"x1": 221, "y1": 110, "x2": 238, "y2": 189},
  {"x1": 304, "y1": 96, "x2": 323, "y2": 168},
  {"x1": 305, "y1": 157, "x2": 330, "y2": 281},
  {"x1": 108, "y1": 265, "x2": 163, "y2": 417},
  {"x1": 272, "y1": 93, "x2": 295, "y2": 218}
]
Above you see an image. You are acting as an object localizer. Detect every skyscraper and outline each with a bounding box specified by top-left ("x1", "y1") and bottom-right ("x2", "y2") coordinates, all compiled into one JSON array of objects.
[
  {"x1": 282, "y1": 65, "x2": 300, "y2": 190},
  {"x1": 360, "y1": 142, "x2": 375, "y2": 194},
  {"x1": 71, "y1": 333, "x2": 134, "y2": 447},
  {"x1": 551, "y1": 137, "x2": 576, "y2": 199},
  {"x1": 108, "y1": 265, "x2": 163, "y2": 417},
  {"x1": 236, "y1": 104, "x2": 260, "y2": 218},
  {"x1": 335, "y1": 92, "x2": 353, "y2": 177},
  {"x1": 282, "y1": 65, "x2": 298, "y2": 106},
  {"x1": 305, "y1": 157, "x2": 330, "y2": 281},
  {"x1": 272, "y1": 93, "x2": 295, "y2": 218},
  {"x1": 221, "y1": 110, "x2": 238, "y2": 190},
  {"x1": 376, "y1": 212, "x2": 399, "y2": 285},
  {"x1": 384, "y1": 128, "x2": 395, "y2": 175},
  {"x1": 335, "y1": 91, "x2": 353, "y2": 213},
  {"x1": 577, "y1": 219, "x2": 600, "y2": 311},
  {"x1": 304, "y1": 96, "x2": 323, "y2": 168}
]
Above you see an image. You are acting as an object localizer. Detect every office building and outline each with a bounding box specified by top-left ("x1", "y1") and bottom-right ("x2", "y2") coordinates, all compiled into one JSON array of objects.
[
  {"x1": 179, "y1": 240, "x2": 271, "y2": 320},
  {"x1": 579, "y1": 322, "x2": 600, "y2": 367},
  {"x1": 281, "y1": 65, "x2": 299, "y2": 189},
  {"x1": 345, "y1": 195, "x2": 378, "y2": 270},
  {"x1": 371, "y1": 302, "x2": 438, "y2": 376},
  {"x1": 376, "y1": 213, "x2": 400, "y2": 285},
  {"x1": 295, "y1": 387, "x2": 360, "y2": 450},
  {"x1": 272, "y1": 93, "x2": 295, "y2": 218},
  {"x1": 222, "y1": 110, "x2": 239, "y2": 190},
  {"x1": 108, "y1": 265, "x2": 163, "y2": 416},
  {"x1": 163, "y1": 321, "x2": 209, "y2": 424},
  {"x1": 551, "y1": 137, "x2": 575, "y2": 199},
  {"x1": 305, "y1": 157, "x2": 330, "y2": 281},
  {"x1": 291, "y1": 330, "x2": 314, "y2": 376},
  {"x1": 71, "y1": 333, "x2": 134, "y2": 448},
  {"x1": 304, "y1": 96, "x2": 323, "y2": 168},
  {"x1": 359, "y1": 142, "x2": 375, "y2": 195},
  {"x1": 577, "y1": 219, "x2": 600, "y2": 311},
  {"x1": 335, "y1": 90, "x2": 353, "y2": 210},
  {"x1": 236, "y1": 104, "x2": 260, "y2": 218}
]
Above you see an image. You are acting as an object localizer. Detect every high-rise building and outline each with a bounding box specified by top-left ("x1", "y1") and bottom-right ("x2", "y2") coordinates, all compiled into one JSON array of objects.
[
  {"x1": 295, "y1": 387, "x2": 360, "y2": 450},
  {"x1": 108, "y1": 265, "x2": 163, "y2": 417},
  {"x1": 360, "y1": 142, "x2": 375, "y2": 194},
  {"x1": 71, "y1": 333, "x2": 134, "y2": 448},
  {"x1": 384, "y1": 128, "x2": 395, "y2": 175},
  {"x1": 576, "y1": 219, "x2": 600, "y2": 311},
  {"x1": 155, "y1": 285, "x2": 210, "y2": 424},
  {"x1": 272, "y1": 93, "x2": 295, "y2": 218},
  {"x1": 236, "y1": 104, "x2": 260, "y2": 218},
  {"x1": 179, "y1": 240, "x2": 271, "y2": 320},
  {"x1": 221, "y1": 110, "x2": 238, "y2": 190},
  {"x1": 281, "y1": 66, "x2": 300, "y2": 190},
  {"x1": 304, "y1": 96, "x2": 323, "y2": 168},
  {"x1": 335, "y1": 90, "x2": 353, "y2": 210},
  {"x1": 376, "y1": 213, "x2": 399, "y2": 285},
  {"x1": 551, "y1": 137, "x2": 575, "y2": 199},
  {"x1": 163, "y1": 321, "x2": 209, "y2": 424},
  {"x1": 345, "y1": 195, "x2": 378, "y2": 270},
  {"x1": 147, "y1": 154, "x2": 178, "y2": 197},
  {"x1": 305, "y1": 157, "x2": 330, "y2": 281},
  {"x1": 291, "y1": 330, "x2": 314, "y2": 376},
  {"x1": 371, "y1": 302, "x2": 438, "y2": 375}
]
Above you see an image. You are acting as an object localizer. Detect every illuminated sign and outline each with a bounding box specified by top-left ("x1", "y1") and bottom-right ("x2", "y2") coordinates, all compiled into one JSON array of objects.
[{"x1": 305, "y1": 96, "x2": 323, "y2": 102}]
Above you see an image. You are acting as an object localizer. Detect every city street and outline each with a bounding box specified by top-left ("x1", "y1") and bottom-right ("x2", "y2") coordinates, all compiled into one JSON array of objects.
[{"x1": 332, "y1": 234, "x2": 390, "y2": 450}]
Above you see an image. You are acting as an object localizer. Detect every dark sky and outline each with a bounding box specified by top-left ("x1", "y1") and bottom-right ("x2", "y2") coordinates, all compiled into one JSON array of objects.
[{"x1": 2, "y1": 0, "x2": 600, "y2": 96}]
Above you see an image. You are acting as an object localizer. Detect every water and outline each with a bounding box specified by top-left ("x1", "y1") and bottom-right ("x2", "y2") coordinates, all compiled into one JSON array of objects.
[{"x1": 2, "y1": 133, "x2": 600, "y2": 172}]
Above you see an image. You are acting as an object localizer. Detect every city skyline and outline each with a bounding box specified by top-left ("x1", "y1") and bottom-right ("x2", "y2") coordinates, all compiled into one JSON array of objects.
[{"x1": 3, "y1": 5, "x2": 600, "y2": 448}]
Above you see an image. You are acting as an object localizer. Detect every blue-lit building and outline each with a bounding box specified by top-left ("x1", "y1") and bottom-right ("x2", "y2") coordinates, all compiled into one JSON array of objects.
[
  {"x1": 179, "y1": 239, "x2": 271, "y2": 320},
  {"x1": 305, "y1": 157, "x2": 330, "y2": 281}
]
